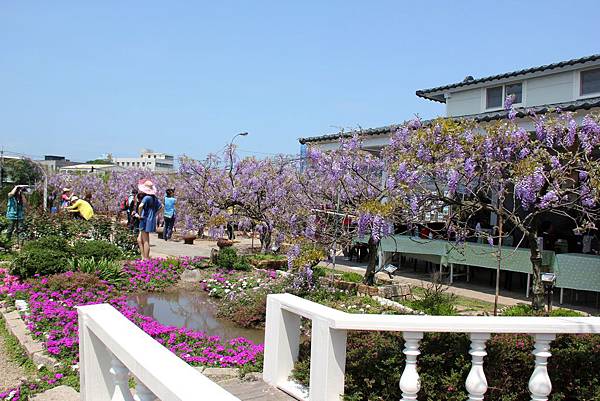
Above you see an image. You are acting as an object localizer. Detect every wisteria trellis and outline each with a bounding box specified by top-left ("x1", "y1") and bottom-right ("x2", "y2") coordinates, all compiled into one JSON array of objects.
[{"x1": 47, "y1": 108, "x2": 600, "y2": 309}]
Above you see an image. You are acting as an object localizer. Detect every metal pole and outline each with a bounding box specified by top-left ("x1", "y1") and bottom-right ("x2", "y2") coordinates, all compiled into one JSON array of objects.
[
  {"x1": 43, "y1": 174, "x2": 48, "y2": 211},
  {"x1": 331, "y1": 189, "x2": 341, "y2": 273},
  {"x1": 494, "y1": 193, "x2": 505, "y2": 316},
  {"x1": 0, "y1": 147, "x2": 4, "y2": 189}
]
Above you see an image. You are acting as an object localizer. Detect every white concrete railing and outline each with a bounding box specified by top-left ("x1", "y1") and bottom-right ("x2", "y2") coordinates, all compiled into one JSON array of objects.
[
  {"x1": 263, "y1": 293, "x2": 600, "y2": 401},
  {"x1": 77, "y1": 304, "x2": 240, "y2": 401}
]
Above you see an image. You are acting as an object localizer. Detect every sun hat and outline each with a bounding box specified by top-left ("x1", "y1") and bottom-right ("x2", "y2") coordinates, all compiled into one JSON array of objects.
[
  {"x1": 70, "y1": 195, "x2": 79, "y2": 201},
  {"x1": 138, "y1": 179, "x2": 157, "y2": 196},
  {"x1": 62, "y1": 187, "x2": 72, "y2": 193}
]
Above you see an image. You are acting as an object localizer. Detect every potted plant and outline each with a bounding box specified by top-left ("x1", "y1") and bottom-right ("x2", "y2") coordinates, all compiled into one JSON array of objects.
[
  {"x1": 182, "y1": 230, "x2": 197, "y2": 245},
  {"x1": 216, "y1": 238, "x2": 234, "y2": 248}
]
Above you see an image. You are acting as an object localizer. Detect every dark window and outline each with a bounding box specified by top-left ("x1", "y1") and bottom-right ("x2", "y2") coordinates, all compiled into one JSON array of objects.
[
  {"x1": 581, "y1": 68, "x2": 600, "y2": 95},
  {"x1": 486, "y1": 86, "x2": 503, "y2": 108},
  {"x1": 505, "y1": 83, "x2": 523, "y2": 103}
]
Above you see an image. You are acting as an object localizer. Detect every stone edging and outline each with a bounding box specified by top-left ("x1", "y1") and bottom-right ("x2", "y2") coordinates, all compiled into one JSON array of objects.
[{"x1": 0, "y1": 302, "x2": 59, "y2": 369}]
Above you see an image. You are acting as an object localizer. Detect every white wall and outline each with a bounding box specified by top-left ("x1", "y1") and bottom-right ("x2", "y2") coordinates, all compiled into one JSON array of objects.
[
  {"x1": 446, "y1": 88, "x2": 482, "y2": 117},
  {"x1": 444, "y1": 67, "x2": 595, "y2": 117},
  {"x1": 525, "y1": 71, "x2": 574, "y2": 106}
]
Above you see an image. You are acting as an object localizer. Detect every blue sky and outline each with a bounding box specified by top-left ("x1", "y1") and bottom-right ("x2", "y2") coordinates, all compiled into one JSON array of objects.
[{"x1": 1, "y1": 1, "x2": 598, "y2": 162}]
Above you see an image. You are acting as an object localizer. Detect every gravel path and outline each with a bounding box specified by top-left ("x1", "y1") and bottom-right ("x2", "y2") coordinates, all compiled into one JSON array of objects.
[{"x1": 0, "y1": 327, "x2": 26, "y2": 392}]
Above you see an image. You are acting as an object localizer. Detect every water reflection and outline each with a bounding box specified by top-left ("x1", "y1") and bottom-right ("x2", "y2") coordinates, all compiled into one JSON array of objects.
[{"x1": 128, "y1": 289, "x2": 264, "y2": 344}]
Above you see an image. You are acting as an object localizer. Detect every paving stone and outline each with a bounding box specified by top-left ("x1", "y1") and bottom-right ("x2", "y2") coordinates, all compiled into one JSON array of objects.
[
  {"x1": 220, "y1": 379, "x2": 297, "y2": 400},
  {"x1": 31, "y1": 386, "x2": 79, "y2": 401},
  {"x1": 202, "y1": 367, "x2": 239, "y2": 381}
]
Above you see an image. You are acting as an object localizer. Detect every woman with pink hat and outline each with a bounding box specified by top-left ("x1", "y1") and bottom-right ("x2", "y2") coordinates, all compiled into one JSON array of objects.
[{"x1": 136, "y1": 179, "x2": 163, "y2": 259}]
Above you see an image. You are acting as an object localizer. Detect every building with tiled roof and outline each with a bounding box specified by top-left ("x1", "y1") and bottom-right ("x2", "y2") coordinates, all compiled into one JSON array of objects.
[{"x1": 300, "y1": 54, "x2": 600, "y2": 151}]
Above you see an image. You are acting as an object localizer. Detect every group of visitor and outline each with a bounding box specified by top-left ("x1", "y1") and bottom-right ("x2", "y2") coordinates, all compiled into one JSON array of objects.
[
  {"x1": 5, "y1": 185, "x2": 95, "y2": 241},
  {"x1": 119, "y1": 179, "x2": 176, "y2": 259},
  {"x1": 62, "y1": 188, "x2": 95, "y2": 221}
]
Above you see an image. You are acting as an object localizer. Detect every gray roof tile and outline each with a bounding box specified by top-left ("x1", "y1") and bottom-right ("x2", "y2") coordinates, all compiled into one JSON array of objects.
[
  {"x1": 416, "y1": 54, "x2": 600, "y2": 103},
  {"x1": 299, "y1": 96, "x2": 600, "y2": 144}
]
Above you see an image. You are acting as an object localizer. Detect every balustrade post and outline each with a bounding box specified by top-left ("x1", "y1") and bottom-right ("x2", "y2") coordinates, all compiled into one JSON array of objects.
[
  {"x1": 529, "y1": 334, "x2": 555, "y2": 401},
  {"x1": 466, "y1": 333, "x2": 490, "y2": 401},
  {"x1": 263, "y1": 296, "x2": 302, "y2": 388},
  {"x1": 309, "y1": 317, "x2": 347, "y2": 401},
  {"x1": 110, "y1": 356, "x2": 134, "y2": 401},
  {"x1": 78, "y1": 311, "x2": 117, "y2": 401},
  {"x1": 133, "y1": 381, "x2": 156, "y2": 401},
  {"x1": 399, "y1": 331, "x2": 423, "y2": 401}
]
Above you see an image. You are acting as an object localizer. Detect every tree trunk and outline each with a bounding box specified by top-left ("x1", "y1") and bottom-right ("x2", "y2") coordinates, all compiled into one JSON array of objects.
[
  {"x1": 260, "y1": 229, "x2": 272, "y2": 253},
  {"x1": 363, "y1": 239, "x2": 378, "y2": 285},
  {"x1": 528, "y1": 232, "x2": 545, "y2": 312}
]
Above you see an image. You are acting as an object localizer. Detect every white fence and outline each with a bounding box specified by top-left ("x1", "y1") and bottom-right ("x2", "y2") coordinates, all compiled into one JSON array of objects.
[
  {"x1": 77, "y1": 304, "x2": 240, "y2": 401},
  {"x1": 262, "y1": 293, "x2": 600, "y2": 401}
]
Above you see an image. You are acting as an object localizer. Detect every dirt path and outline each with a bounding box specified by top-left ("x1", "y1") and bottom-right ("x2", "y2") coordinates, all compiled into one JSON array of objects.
[{"x1": 0, "y1": 324, "x2": 26, "y2": 392}]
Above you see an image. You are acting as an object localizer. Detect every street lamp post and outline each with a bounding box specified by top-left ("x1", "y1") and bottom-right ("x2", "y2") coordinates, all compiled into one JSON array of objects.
[
  {"x1": 228, "y1": 132, "x2": 248, "y2": 184},
  {"x1": 228, "y1": 132, "x2": 248, "y2": 177}
]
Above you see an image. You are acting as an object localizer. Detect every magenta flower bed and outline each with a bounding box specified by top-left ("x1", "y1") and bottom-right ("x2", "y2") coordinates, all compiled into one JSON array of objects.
[
  {"x1": 0, "y1": 262, "x2": 263, "y2": 369},
  {"x1": 122, "y1": 256, "x2": 207, "y2": 291}
]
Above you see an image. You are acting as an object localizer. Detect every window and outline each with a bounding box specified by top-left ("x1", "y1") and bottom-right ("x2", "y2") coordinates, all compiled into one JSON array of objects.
[
  {"x1": 505, "y1": 83, "x2": 522, "y2": 103},
  {"x1": 486, "y1": 86, "x2": 503, "y2": 108},
  {"x1": 581, "y1": 68, "x2": 600, "y2": 95},
  {"x1": 486, "y1": 82, "x2": 523, "y2": 109}
]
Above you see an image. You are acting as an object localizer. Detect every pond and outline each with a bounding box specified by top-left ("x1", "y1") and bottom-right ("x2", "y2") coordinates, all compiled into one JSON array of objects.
[{"x1": 127, "y1": 289, "x2": 265, "y2": 344}]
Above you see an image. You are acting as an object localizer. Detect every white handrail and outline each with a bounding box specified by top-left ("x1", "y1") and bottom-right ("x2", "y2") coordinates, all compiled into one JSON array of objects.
[
  {"x1": 77, "y1": 303, "x2": 240, "y2": 401},
  {"x1": 263, "y1": 293, "x2": 600, "y2": 401}
]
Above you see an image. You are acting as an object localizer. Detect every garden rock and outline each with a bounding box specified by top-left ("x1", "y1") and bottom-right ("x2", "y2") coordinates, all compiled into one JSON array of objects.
[
  {"x1": 377, "y1": 284, "x2": 411, "y2": 300},
  {"x1": 31, "y1": 385, "x2": 79, "y2": 401},
  {"x1": 200, "y1": 367, "x2": 239, "y2": 382},
  {"x1": 181, "y1": 269, "x2": 201, "y2": 282},
  {"x1": 357, "y1": 284, "x2": 379, "y2": 296}
]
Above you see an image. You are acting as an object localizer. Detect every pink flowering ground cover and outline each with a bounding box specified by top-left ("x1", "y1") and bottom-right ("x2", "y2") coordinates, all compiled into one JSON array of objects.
[
  {"x1": 123, "y1": 256, "x2": 209, "y2": 291},
  {"x1": 0, "y1": 261, "x2": 263, "y2": 371}
]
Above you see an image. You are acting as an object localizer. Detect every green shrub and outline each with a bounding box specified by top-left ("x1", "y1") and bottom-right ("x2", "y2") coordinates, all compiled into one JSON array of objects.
[
  {"x1": 11, "y1": 247, "x2": 71, "y2": 278},
  {"x1": 292, "y1": 331, "x2": 600, "y2": 401},
  {"x1": 90, "y1": 217, "x2": 113, "y2": 241},
  {"x1": 23, "y1": 235, "x2": 72, "y2": 255},
  {"x1": 502, "y1": 304, "x2": 584, "y2": 317},
  {"x1": 217, "y1": 247, "x2": 239, "y2": 269},
  {"x1": 341, "y1": 271, "x2": 363, "y2": 283},
  {"x1": 233, "y1": 258, "x2": 252, "y2": 271},
  {"x1": 406, "y1": 282, "x2": 457, "y2": 315},
  {"x1": 70, "y1": 257, "x2": 125, "y2": 286},
  {"x1": 549, "y1": 308, "x2": 584, "y2": 317},
  {"x1": 72, "y1": 240, "x2": 122, "y2": 261},
  {"x1": 112, "y1": 225, "x2": 139, "y2": 258},
  {"x1": 0, "y1": 232, "x2": 13, "y2": 252}
]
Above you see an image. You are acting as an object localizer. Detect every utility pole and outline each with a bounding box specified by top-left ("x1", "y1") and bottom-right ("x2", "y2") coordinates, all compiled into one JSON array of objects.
[{"x1": 0, "y1": 146, "x2": 4, "y2": 189}]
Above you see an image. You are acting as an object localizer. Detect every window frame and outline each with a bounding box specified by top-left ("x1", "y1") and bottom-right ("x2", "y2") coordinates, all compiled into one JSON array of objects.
[
  {"x1": 578, "y1": 67, "x2": 600, "y2": 98},
  {"x1": 484, "y1": 82, "x2": 524, "y2": 111}
]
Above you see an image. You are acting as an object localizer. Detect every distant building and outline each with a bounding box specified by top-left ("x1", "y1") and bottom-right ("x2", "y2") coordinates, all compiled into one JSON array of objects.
[
  {"x1": 37, "y1": 155, "x2": 79, "y2": 173},
  {"x1": 113, "y1": 149, "x2": 175, "y2": 172},
  {"x1": 300, "y1": 54, "x2": 600, "y2": 152},
  {"x1": 59, "y1": 164, "x2": 126, "y2": 173}
]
